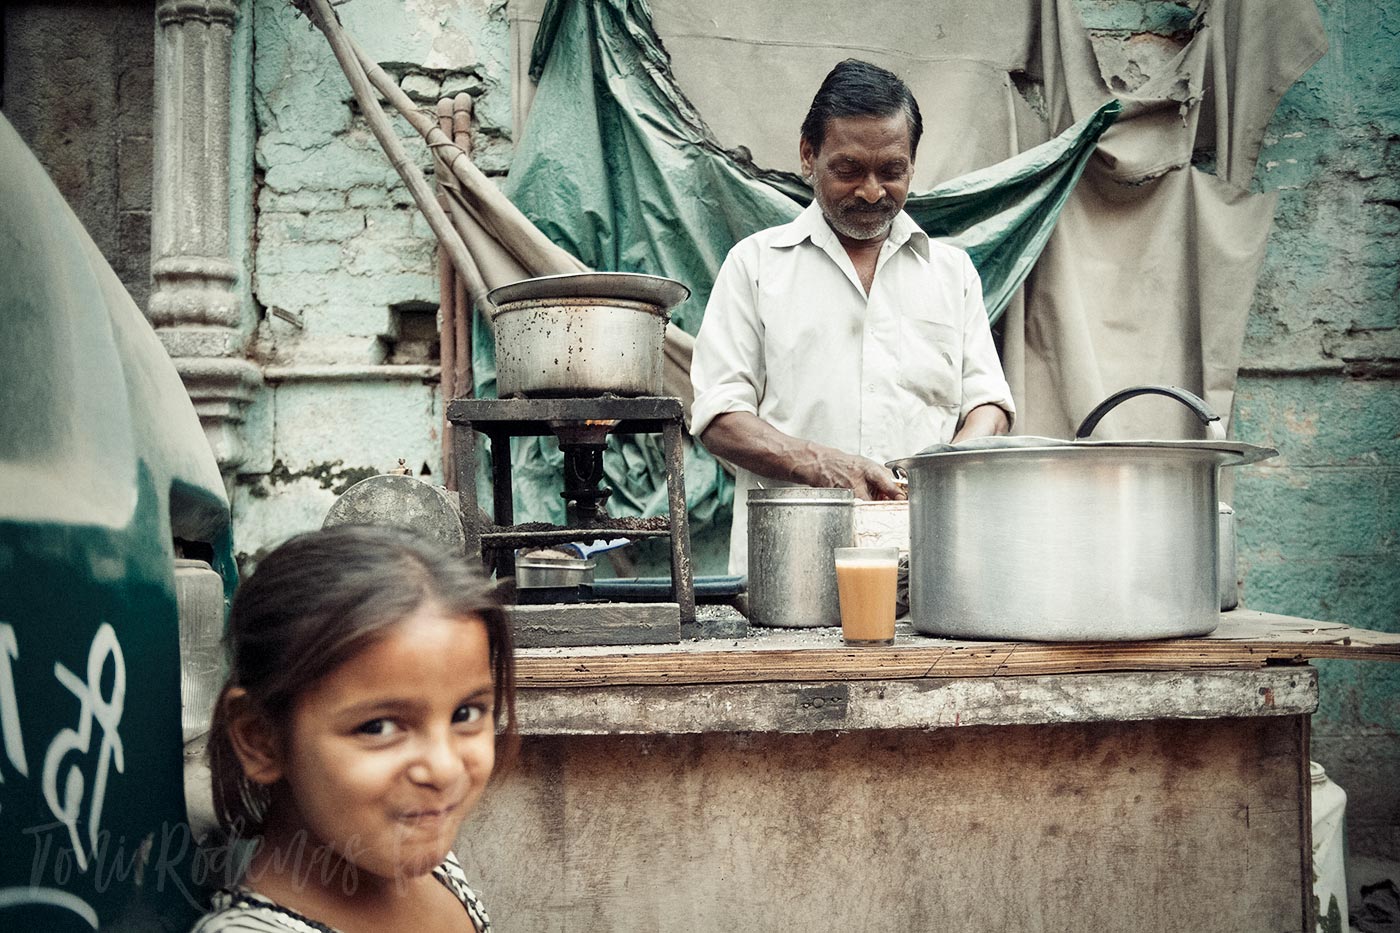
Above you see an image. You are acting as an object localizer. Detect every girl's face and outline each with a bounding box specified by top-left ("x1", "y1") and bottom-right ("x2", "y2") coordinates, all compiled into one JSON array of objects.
[{"x1": 269, "y1": 605, "x2": 496, "y2": 882}]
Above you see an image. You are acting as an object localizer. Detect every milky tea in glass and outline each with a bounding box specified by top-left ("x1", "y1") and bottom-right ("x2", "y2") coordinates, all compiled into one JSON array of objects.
[{"x1": 834, "y1": 546, "x2": 900, "y2": 645}]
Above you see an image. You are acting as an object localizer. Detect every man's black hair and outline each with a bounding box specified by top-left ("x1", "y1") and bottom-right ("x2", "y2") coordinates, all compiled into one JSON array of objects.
[{"x1": 800, "y1": 59, "x2": 923, "y2": 159}]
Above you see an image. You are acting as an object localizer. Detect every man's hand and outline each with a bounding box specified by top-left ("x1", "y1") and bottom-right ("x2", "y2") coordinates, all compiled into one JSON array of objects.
[
  {"x1": 807, "y1": 446, "x2": 906, "y2": 500},
  {"x1": 700, "y1": 412, "x2": 905, "y2": 500}
]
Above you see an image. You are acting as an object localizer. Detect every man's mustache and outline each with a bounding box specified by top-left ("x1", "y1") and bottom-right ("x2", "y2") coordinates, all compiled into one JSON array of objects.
[{"x1": 841, "y1": 199, "x2": 897, "y2": 214}]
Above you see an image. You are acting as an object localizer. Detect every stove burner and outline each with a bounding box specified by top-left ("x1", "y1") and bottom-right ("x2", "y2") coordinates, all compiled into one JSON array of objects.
[
  {"x1": 560, "y1": 443, "x2": 610, "y2": 522},
  {"x1": 552, "y1": 419, "x2": 620, "y2": 525}
]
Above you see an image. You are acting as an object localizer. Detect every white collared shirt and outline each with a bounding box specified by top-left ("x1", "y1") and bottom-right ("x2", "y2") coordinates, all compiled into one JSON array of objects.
[{"x1": 691, "y1": 200, "x2": 1015, "y2": 574}]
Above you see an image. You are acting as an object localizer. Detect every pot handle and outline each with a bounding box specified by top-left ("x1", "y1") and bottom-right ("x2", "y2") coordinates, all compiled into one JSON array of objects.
[{"x1": 1074, "y1": 385, "x2": 1224, "y2": 440}]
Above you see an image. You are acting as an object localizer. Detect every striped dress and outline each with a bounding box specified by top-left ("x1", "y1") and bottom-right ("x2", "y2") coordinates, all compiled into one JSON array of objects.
[{"x1": 189, "y1": 852, "x2": 491, "y2": 932}]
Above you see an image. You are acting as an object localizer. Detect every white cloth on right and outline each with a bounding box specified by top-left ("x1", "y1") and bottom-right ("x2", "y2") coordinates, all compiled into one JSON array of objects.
[{"x1": 690, "y1": 201, "x2": 1015, "y2": 576}]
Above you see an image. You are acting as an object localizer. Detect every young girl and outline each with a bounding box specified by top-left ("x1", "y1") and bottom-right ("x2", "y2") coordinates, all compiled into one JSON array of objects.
[{"x1": 194, "y1": 524, "x2": 516, "y2": 933}]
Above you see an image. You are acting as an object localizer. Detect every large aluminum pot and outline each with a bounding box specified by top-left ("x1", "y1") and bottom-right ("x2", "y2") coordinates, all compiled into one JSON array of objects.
[
  {"x1": 887, "y1": 387, "x2": 1276, "y2": 641},
  {"x1": 487, "y1": 272, "x2": 689, "y2": 398},
  {"x1": 747, "y1": 488, "x2": 854, "y2": 628}
]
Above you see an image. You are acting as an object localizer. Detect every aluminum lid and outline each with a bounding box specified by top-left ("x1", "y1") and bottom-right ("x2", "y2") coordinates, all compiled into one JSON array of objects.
[
  {"x1": 889, "y1": 434, "x2": 1278, "y2": 470},
  {"x1": 487, "y1": 271, "x2": 691, "y2": 309}
]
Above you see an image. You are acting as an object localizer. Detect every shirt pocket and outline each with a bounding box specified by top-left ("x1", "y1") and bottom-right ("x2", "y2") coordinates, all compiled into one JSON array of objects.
[{"x1": 898, "y1": 317, "x2": 961, "y2": 409}]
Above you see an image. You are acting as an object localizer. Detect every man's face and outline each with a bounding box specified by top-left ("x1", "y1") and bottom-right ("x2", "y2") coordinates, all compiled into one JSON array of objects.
[{"x1": 800, "y1": 112, "x2": 914, "y2": 243}]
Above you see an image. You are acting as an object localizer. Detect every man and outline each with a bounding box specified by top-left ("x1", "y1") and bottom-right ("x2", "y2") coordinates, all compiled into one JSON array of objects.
[{"x1": 690, "y1": 59, "x2": 1015, "y2": 574}]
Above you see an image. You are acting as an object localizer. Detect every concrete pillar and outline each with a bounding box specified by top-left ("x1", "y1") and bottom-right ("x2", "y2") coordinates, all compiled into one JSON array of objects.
[{"x1": 150, "y1": 0, "x2": 259, "y2": 473}]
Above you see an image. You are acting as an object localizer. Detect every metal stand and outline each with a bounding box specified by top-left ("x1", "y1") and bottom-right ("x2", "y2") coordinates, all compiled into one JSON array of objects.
[{"x1": 447, "y1": 396, "x2": 695, "y2": 626}]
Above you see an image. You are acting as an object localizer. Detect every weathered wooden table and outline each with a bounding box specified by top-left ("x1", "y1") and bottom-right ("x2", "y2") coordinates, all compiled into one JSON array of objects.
[{"x1": 455, "y1": 610, "x2": 1400, "y2": 932}]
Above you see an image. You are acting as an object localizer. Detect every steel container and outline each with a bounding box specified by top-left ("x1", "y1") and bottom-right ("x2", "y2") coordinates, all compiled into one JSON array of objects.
[
  {"x1": 487, "y1": 272, "x2": 689, "y2": 398},
  {"x1": 888, "y1": 387, "x2": 1275, "y2": 642},
  {"x1": 747, "y1": 487, "x2": 854, "y2": 628},
  {"x1": 1218, "y1": 503, "x2": 1238, "y2": 611}
]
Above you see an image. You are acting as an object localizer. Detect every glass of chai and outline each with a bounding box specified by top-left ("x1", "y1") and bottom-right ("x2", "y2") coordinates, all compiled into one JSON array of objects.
[{"x1": 834, "y1": 546, "x2": 900, "y2": 646}]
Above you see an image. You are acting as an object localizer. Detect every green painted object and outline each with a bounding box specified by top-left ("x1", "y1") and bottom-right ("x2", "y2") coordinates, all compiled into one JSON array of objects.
[{"x1": 0, "y1": 113, "x2": 231, "y2": 931}]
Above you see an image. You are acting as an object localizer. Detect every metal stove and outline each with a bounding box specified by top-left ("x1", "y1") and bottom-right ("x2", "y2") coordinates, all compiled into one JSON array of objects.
[{"x1": 447, "y1": 395, "x2": 694, "y2": 645}]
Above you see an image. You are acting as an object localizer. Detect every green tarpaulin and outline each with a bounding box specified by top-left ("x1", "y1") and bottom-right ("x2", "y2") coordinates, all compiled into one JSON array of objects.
[{"x1": 480, "y1": 0, "x2": 1118, "y2": 572}]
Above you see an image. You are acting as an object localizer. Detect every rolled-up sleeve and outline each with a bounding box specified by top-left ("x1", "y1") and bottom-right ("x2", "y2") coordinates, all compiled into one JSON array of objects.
[
  {"x1": 689, "y1": 245, "x2": 765, "y2": 438},
  {"x1": 957, "y1": 254, "x2": 1017, "y2": 429}
]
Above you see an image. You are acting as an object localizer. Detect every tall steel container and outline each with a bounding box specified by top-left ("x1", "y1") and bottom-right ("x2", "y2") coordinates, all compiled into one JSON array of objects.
[{"x1": 747, "y1": 488, "x2": 854, "y2": 628}]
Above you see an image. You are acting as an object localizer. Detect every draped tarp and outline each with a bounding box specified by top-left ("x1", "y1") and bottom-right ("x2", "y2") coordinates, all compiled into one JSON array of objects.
[
  {"x1": 1000, "y1": 0, "x2": 1326, "y2": 441},
  {"x1": 505, "y1": 0, "x2": 1325, "y2": 461},
  {"x1": 506, "y1": 0, "x2": 1117, "y2": 327},
  {"x1": 487, "y1": 0, "x2": 1115, "y2": 569}
]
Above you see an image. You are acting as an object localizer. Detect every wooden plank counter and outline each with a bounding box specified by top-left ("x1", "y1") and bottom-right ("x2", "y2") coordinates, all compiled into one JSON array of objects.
[
  {"x1": 455, "y1": 610, "x2": 1397, "y2": 933},
  {"x1": 512, "y1": 608, "x2": 1400, "y2": 688}
]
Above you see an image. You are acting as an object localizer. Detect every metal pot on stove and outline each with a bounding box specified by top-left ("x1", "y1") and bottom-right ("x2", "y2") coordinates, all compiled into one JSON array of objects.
[
  {"x1": 887, "y1": 386, "x2": 1277, "y2": 642},
  {"x1": 487, "y1": 272, "x2": 690, "y2": 398}
]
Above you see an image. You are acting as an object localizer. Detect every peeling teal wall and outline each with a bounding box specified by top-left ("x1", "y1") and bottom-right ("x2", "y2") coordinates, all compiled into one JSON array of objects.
[
  {"x1": 234, "y1": 0, "x2": 514, "y2": 553},
  {"x1": 1078, "y1": 0, "x2": 1399, "y2": 864},
  {"x1": 1232, "y1": 0, "x2": 1400, "y2": 859},
  {"x1": 1081, "y1": 0, "x2": 1399, "y2": 867}
]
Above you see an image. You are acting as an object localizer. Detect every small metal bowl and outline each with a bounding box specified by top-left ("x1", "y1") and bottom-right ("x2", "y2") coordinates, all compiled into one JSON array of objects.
[{"x1": 514, "y1": 555, "x2": 596, "y2": 589}]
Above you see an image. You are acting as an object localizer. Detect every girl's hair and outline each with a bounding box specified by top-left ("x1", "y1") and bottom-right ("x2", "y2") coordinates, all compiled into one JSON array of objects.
[{"x1": 206, "y1": 524, "x2": 517, "y2": 836}]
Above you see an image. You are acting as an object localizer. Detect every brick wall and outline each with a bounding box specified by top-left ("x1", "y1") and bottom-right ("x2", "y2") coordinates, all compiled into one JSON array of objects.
[{"x1": 1, "y1": 1, "x2": 155, "y2": 310}]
